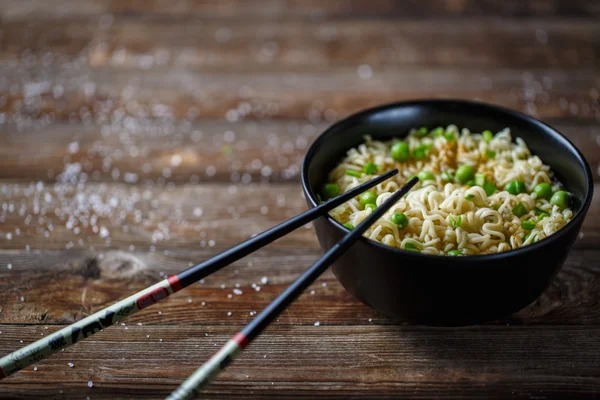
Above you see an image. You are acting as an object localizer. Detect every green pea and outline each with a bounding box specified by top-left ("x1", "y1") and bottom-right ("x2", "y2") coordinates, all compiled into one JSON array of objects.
[
  {"x1": 346, "y1": 170, "x2": 361, "y2": 178},
  {"x1": 482, "y1": 130, "x2": 494, "y2": 143},
  {"x1": 432, "y1": 127, "x2": 445, "y2": 137},
  {"x1": 444, "y1": 131, "x2": 455, "y2": 141},
  {"x1": 448, "y1": 249, "x2": 462, "y2": 256},
  {"x1": 364, "y1": 203, "x2": 377, "y2": 212},
  {"x1": 390, "y1": 212, "x2": 409, "y2": 229},
  {"x1": 363, "y1": 162, "x2": 378, "y2": 175},
  {"x1": 485, "y1": 150, "x2": 496, "y2": 159},
  {"x1": 418, "y1": 171, "x2": 435, "y2": 181},
  {"x1": 404, "y1": 242, "x2": 419, "y2": 251},
  {"x1": 412, "y1": 144, "x2": 429, "y2": 159},
  {"x1": 533, "y1": 183, "x2": 552, "y2": 199},
  {"x1": 550, "y1": 190, "x2": 570, "y2": 209},
  {"x1": 474, "y1": 173, "x2": 486, "y2": 187},
  {"x1": 521, "y1": 220, "x2": 536, "y2": 230},
  {"x1": 343, "y1": 223, "x2": 354, "y2": 230},
  {"x1": 505, "y1": 180, "x2": 526, "y2": 195},
  {"x1": 416, "y1": 127, "x2": 429, "y2": 137},
  {"x1": 359, "y1": 191, "x2": 378, "y2": 206},
  {"x1": 323, "y1": 183, "x2": 340, "y2": 199},
  {"x1": 512, "y1": 202, "x2": 528, "y2": 217},
  {"x1": 456, "y1": 165, "x2": 475, "y2": 184},
  {"x1": 391, "y1": 141, "x2": 410, "y2": 161},
  {"x1": 483, "y1": 181, "x2": 497, "y2": 196}
]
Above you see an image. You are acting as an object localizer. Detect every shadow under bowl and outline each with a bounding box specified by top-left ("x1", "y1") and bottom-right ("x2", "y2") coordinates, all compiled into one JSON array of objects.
[{"x1": 301, "y1": 99, "x2": 593, "y2": 325}]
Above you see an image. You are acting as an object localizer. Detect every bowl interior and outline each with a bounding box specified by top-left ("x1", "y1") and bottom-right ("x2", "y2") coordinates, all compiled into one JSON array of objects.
[{"x1": 304, "y1": 100, "x2": 591, "y2": 217}]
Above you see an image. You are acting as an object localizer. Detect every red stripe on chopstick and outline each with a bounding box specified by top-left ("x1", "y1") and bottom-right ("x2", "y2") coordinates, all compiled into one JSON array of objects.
[
  {"x1": 232, "y1": 332, "x2": 249, "y2": 349},
  {"x1": 167, "y1": 275, "x2": 183, "y2": 293}
]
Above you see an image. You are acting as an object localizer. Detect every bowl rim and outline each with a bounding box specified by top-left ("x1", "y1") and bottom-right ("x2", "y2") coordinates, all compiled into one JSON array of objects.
[{"x1": 300, "y1": 98, "x2": 594, "y2": 262}]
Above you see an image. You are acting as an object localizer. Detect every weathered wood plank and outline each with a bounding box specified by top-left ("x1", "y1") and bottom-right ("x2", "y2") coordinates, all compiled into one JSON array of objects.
[
  {"x1": 1, "y1": 119, "x2": 597, "y2": 183},
  {"x1": 0, "y1": 245, "x2": 598, "y2": 327},
  {"x1": 0, "y1": 120, "x2": 326, "y2": 183},
  {"x1": 1, "y1": 324, "x2": 600, "y2": 399},
  {"x1": 1, "y1": 18, "x2": 598, "y2": 70},
  {"x1": 1, "y1": 0, "x2": 598, "y2": 20},
  {"x1": 0, "y1": 182, "x2": 597, "y2": 251},
  {"x1": 0, "y1": 66, "x2": 598, "y2": 123}
]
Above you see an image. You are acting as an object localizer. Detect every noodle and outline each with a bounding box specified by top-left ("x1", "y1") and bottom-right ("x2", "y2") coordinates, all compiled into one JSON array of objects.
[{"x1": 324, "y1": 126, "x2": 574, "y2": 256}]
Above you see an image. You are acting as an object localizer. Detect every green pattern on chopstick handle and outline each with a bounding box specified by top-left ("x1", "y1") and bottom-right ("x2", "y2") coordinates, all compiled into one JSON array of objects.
[
  {"x1": 0, "y1": 276, "x2": 182, "y2": 378},
  {"x1": 166, "y1": 333, "x2": 247, "y2": 400}
]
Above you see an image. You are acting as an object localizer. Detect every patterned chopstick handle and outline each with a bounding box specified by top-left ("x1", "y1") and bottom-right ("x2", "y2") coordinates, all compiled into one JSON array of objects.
[
  {"x1": 0, "y1": 276, "x2": 182, "y2": 379},
  {"x1": 166, "y1": 333, "x2": 248, "y2": 400}
]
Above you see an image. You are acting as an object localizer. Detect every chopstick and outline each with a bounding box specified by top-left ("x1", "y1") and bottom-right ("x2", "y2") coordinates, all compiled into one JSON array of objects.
[
  {"x1": 166, "y1": 176, "x2": 419, "y2": 400},
  {"x1": 0, "y1": 169, "x2": 398, "y2": 379}
]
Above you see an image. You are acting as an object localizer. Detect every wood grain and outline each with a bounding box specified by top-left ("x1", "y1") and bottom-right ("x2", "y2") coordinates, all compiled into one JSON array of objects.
[
  {"x1": 1, "y1": 325, "x2": 600, "y2": 399},
  {"x1": 2, "y1": 18, "x2": 599, "y2": 70},
  {"x1": 1, "y1": 119, "x2": 598, "y2": 183},
  {"x1": 0, "y1": 182, "x2": 597, "y2": 251},
  {"x1": 1, "y1": 0, "x2": 599, "y2": 20},
  {"x1": 1, "y1": 66, "x2": 598, "y2": 121},
  {"x1": 1, "y1": 0, "x2": 599, "y2": 398},
  {"x1": 0, "y1": 247, "x2": 599, "y2": 327}
]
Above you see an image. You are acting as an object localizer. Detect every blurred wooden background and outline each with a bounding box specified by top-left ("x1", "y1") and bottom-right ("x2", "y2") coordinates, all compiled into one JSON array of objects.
[{"x1": 0, "y1": 1, "x2": 599, "y2": 398}]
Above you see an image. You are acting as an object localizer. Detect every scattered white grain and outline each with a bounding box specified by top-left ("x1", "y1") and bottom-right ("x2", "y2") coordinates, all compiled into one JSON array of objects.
[
  {"x1": 233, "y1": 288, "x2": 243, "y2": 295},
  {"x1": 68, "y1": 362, "x2": 74, "y2": 368},
  {"x1": 314, "y1": 321, "x2": 320, "y2": 327},
  {"x1": 357, "y1": 64, "x2": 373, "y2": 79},
  {"x1": 87, "y1": 381, "x2": 94, "y2": 388},
  {"x1": 321, "y1": 282, "x2": 327, "y2": 287},
  {"x1": 310, "y1": 290, "x2": 315, "y2": 295},
  {"x1": 227, "y1": 312, "x2": 232, "y2": 316},
  {"x1": 260, "y1": 276, "x2": 268, "y2": 285},
  {"x1": 33, "y1": 367, "x2": 38, "y2": 371},
  {"x1": 170, "y1": 154, "x2": 182, "y2": 167},
  {"x1": 7, "y1": 264, "x2": 11, "y2": 270}
]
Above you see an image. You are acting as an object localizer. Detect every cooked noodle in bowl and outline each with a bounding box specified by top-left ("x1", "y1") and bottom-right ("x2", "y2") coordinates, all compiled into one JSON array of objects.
[{"x1": 324, "y1": 125, "x2": 574, "y2": 256}]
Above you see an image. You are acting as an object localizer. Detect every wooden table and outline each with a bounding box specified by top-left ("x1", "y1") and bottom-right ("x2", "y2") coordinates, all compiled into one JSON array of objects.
[{"x1": 0, "y1": 1, "x2": 599, "y2": 398}]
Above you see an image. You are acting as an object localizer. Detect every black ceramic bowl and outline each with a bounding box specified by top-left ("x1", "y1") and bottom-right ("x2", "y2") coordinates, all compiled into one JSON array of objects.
[{"x1": 301, "y1": 99, "x2": 593, "y2": 325}]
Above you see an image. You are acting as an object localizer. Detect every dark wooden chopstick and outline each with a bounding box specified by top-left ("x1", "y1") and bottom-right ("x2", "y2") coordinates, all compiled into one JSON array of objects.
[
  {"x1": 0, "y1": 169, "x2": 398, "y2": 379},
  {"x1": 166, "y1": 176, "x2": 419, "y2": 400}
]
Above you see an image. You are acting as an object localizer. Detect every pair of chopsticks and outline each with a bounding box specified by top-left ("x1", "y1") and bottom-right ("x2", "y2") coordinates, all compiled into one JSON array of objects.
[{"x1": 0, "y1": 168, "x2": 417, "y2": 399}]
